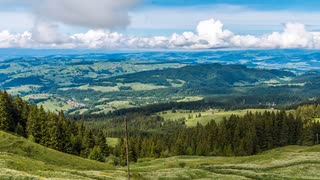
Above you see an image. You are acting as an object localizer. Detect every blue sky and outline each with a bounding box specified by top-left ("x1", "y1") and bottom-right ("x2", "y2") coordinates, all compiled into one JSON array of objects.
[
  {"x1": 143, "y1": 0, "x2": 320, "y2": 10},
  {"x1": 0, "y1": 0, "x2": 319, "y2": 35},
  {"x1": 127, "y1": 0, "x2": 320, "y2": 35}
]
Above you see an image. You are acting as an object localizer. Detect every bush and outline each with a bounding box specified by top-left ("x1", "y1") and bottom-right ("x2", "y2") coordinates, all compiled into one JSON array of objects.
[
  {"x1": 113, "y1": 156, "x2": 121, "y2": 166},
  {"x1": 178, "y1": 162, "x2": 186, "y2": 168},
  {"x1": 119, "y1": 86, "x2": 133, "y2": 91}
]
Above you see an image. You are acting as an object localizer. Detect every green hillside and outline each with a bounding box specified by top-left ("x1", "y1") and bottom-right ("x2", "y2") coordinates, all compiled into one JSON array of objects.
[
  {"x1": 1, "y1": 130, "x2": 320, "y2": 179},
  {"x1": 131, "y1": 145, "x2": 320, "y2": 179},
  {"x1": 0, "y1": 131, "x2": 118, "y2": 179},
  {"x1": 3, "y1": 57, "x2": 318, "y2": 114}
]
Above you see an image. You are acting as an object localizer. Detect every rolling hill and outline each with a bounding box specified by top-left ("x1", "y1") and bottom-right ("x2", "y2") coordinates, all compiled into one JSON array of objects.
[
  {"x1": 2, "y1": 51, "x2": 320, "y2": 114},
  {"x1": 0, "y1": 131, "x2": 117, "y2": 179},
  {"x1": 1, "y1": 130, "x2": 320, "y2": 179}
]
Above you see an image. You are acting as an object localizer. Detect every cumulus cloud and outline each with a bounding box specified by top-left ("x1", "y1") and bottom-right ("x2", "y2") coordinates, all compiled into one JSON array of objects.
[
  {"x1": 230, "y1": 23, "x2": 320, "y2": 49},
  {"x1": 1, "y1": 18, "x2": 320, "y2": 49},
  {"x1": 32, "y1": 0, "x2": 138, "y2": 29},
  {"x1": 0, "y1": 30, "x2": 32, "y2": 48},
  {"x1": 196, "y1": 19, "x2": 233, "y2": 47},
  {"x1": 31, "y1": 21, "x2": 70, "y2": 44}
]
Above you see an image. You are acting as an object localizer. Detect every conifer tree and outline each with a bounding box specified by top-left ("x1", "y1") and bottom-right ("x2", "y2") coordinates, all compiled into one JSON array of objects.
[{"x1": 0, "y1": 91, "x2": 14, "y2": 131}]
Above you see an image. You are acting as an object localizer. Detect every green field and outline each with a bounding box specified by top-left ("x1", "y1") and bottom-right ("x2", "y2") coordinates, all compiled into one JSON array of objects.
[
  {"x1": 1, "y1": 56, "x2": 316, "y2": 115},
  {"x1": 0, "y1": 131, "x2": 116, "y2": 179},
  {"x1": 157, "y1": 109, "x2": 279, "y2": 126},
  {"x1": 7, "y1": 85, "x2": 41, "y2": 95},
  {"x1": 2, "y1": 130, "x2": 320, "y2": 179},
  {"x1": 177, "y1": 96, "x2": 203, "y2": 103}
]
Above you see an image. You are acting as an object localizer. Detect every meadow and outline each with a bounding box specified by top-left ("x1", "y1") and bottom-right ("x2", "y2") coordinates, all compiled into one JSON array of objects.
[
  {"x1": 1, "y1": 131, "x2": 320, "y2": 179},
  {"x1": 156, "y1": 109, "x2": 279, "y2": 126}
]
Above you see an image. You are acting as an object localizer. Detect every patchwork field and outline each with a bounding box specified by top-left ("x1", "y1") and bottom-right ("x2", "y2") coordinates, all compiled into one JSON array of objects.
[
  {"x1": 1, "y1": 131, "x2": 320, "y2": 179},
  {"x1": 1, "y1": 54, "x2": 319, "y2": 115}
]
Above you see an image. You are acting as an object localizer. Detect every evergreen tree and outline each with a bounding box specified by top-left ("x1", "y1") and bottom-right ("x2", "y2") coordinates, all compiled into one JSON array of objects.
[
  {"x1": 0, "y1": 92, "x2": 13, "y2": 131},
  {"x1": 97, "y1": 131, "x2": 109, "y2": 156},
  {"x1": 88, "y1": 146, "x2": 105, "y2": 162}
]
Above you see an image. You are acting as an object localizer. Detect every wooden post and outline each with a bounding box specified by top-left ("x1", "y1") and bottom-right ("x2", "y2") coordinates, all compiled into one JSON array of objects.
[{"x1": 125, "y1": 117, "x2": 130, "y2": 180}]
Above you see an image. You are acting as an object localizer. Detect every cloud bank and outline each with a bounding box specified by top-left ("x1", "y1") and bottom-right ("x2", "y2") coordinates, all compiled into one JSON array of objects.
[{"x1": 1, "y1": 18, "x2": 320, "y2": 49}]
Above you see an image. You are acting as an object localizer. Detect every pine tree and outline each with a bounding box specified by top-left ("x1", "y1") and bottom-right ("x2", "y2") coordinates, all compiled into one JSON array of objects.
[
  {"x1": 0, "y1": 91, "x2": 14, "y2": 131},
  {"x1": 26, "y1": 106, "x2": 41, "y2": 142},
  {"x1": 15, "y1": 123, "x2": 25, "y2": 136},
  {"x1": 302, "y1": 125, "x2": 314, "y2": 146},
  {"x1": 280, "y1": 115, "x2": 289, "y2": 146},
  {"x1": 88, "y1": 146, "x2": 105, "y2": 162},
  {"x1": 81, "y1": 129, "x2": 95, "y2": 158},
  {"x1": 97, "y1": 131, "x2": 109, "y2": 156}
]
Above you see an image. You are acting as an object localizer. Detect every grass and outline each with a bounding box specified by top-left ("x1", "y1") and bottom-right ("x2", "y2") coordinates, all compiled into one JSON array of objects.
[
  {"x1": 70, "y1": 108, "x2": 89, "y2": 115},
  {"x1": 157, "y1": 109, "x2": 278, "y2": 126},
  {"x1": 59, "y1": 82, "x2": 168, "y2": 93},
  {"x1": 7, "y1": 85, "x2": 41, "y2": 95},
  {"x1": 131, "y1": 146, "x2": 320, "y2": 179},
  {"x1": 0, "y1": 131, "x2": 115, "y2": 179},
  {"x1": 177, "y1": 96, "x2": 203, "y2": 103},
  {"x1": 106, "y1": 138, "x2": 119, "y2": 148},
  {"x1": 95, "y1": 100, "x2": 135, "y2": 114},
  {"x1": 119, "y1": 82, "x2": 167, "y2": 91},
  {"x1": 38, "y1": 99, "x2": 72, "y2": 112},
  {"x1": 59, "y1": 84, "x2": 119, "y2": 92},
  {"x1": 167, "y1": 79, "x2": 186, "y2": 88},
  {"x1": 1, "y1": 131, "x2": 320, "y2": 179}
]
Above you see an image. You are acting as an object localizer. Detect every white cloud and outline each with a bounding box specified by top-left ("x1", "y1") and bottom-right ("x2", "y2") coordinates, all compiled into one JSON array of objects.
[
  {"x1": 230, "y1": 23, "x2": 320, "y2": 49},
  {"x1": 0, "y1": 30, "x2": 32, "y2": 48},
  {"x1": 33, "y1": 0, "x2": 138, "y2": 29},
  {"x1": 196, "y1": 19, "x2": 233, "y2": 47},
  {"x1": 1, "y1": 18, "x2": 320, "y2": 49},
  {"x1": 31, "y1": 21, "x2": 70, "y2": 44}
]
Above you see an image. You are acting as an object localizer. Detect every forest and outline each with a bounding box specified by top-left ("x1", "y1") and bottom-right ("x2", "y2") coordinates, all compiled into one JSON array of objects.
[{"x1": 1, "y1": 90, "x2": 320, "y2": 165}]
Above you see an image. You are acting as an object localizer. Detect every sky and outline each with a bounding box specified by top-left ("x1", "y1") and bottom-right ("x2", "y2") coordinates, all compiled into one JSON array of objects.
[{"x1": 0, "y1": 0, "x2": 320, "y2": 49}]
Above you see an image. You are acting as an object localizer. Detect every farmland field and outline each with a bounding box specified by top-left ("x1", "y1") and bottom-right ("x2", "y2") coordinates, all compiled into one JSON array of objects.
[{"x1": 1, "y1": 50, "x2": 320, "y2": 114}]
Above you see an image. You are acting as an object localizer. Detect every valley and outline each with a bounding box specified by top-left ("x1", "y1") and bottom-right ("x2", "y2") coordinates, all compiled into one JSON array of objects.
[
  {"x1": 1, "y1": 50, "x2": 320, "y2": 114},
  {"x1": 1, "y1": 0, "x2": 320, "y2": 179},
  {"x1": 0, "y1": 50, "x2": 320, "y2": 179}
]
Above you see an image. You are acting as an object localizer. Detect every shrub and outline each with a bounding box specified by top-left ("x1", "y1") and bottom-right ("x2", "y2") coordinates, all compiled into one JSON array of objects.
[{"x1": 178, "y1": 162, "x2": 186, "y2": 168}]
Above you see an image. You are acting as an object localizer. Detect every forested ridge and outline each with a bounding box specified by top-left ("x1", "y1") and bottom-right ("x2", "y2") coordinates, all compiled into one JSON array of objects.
[{"x1": 1, "y1": 90, "x2": 320, "y2": 165}]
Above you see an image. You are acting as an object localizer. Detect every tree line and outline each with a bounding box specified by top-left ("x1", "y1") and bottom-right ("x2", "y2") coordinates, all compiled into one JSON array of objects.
[
  {"x1": 0, "y1": 91, "x2": 109, "y2": 162},
  {"x1": 113, "y1": 109, "x2": 320, "y2": 164},
  {"x1": 1, "y1": 89, "x2": 320, "y2": 165}
]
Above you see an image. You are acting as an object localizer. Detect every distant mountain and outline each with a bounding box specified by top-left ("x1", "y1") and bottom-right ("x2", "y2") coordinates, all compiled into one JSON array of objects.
[{"x1": 1, "y1": 49, "x2": 320, "y2": 71}]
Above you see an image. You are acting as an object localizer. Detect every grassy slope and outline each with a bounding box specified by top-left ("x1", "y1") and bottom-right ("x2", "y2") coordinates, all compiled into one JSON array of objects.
[
  {"x1": 132, "y1": 146, "x2": 320, "y2": 179},
  {"x1": 1, "y1": 131, "x2": 320, "y2": 179},
  {"x1": 0, "y1": 131, "x2": 119, "y2": 180}
]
